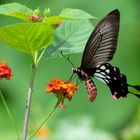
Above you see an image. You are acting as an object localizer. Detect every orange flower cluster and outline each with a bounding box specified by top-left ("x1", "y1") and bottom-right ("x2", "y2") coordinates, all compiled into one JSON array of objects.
[
  {"x1": 0, "y1": 61, "x2": 13, "y2": 80},
  {"x1": 45, "y1": 79, "x2": 78, "y2": 108}
]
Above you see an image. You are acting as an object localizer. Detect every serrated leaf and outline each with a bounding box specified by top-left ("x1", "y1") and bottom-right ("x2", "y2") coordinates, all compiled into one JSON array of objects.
[
  {"x1": 0, "y1": 23, "x2": 54, "y2": 56},
  {"x1": 0, "y1": 3, "x2": 34, "y2": 21},
  {"x1": 42, "y1": 20, "x2": 93, "y2": 60},
  {"x1": 59, "y1": 8, "x2": 96, "y2": 19}
]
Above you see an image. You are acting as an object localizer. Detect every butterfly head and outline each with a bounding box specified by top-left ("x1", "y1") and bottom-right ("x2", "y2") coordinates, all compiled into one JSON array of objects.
[{"x1": 72, "y1": 67, "x2": 77, "y2": 73}]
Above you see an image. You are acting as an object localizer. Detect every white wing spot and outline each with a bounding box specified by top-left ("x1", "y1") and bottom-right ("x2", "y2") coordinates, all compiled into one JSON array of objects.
[
  {"x1": 100, "y1": 72, "x2": 106, "y2": 75},
  {"x1": 96, "y1": 65, "x2": 100, "y2": 68},
  {"x1": 94, "y1": 76, "x2": 106, "y2": 84},
  {"x1": 104, "y1": 79, "x2": 109, "y2": 84},
  {"x1": 105, "y1": 69, "x2": 110, "y2": 74},
  {"x1": 94, "y1": 73, "x2": 106, "y2": 78},
  {"x1": 106, "y1": 75, "x2": 110, "y2": 79},
  {"x1": 114, "y1": 67, "x2": 116, "y2": 71},
  {"x1": 96, "y1": 70, "x2": 100, "y2": 72},
  {"x1": 114, "y1": 77, "x2": 117, "y2": 80},
  {"x1": 100, "y1": 65, "x2": 106, "y2": 70}
]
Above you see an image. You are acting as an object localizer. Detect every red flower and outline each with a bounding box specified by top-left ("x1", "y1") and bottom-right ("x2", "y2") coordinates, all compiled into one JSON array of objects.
[
  {"x1": 45, "y1": 79, "x2": 64, "y2": 93},
  {"x1": 0, "y1": 61, "x2": 13, "y2": 80},
  {"x1": 61, "y1": 82, "x2": 79, "y2": 100},
  {"x1": 45, "y1": 79, "x2": 78, "y2": 108}
]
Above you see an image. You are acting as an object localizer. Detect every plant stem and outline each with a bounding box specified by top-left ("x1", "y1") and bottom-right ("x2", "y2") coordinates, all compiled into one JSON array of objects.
[
  {"x1": 36, "y1": 48, "x2": 46, "y2": 65},
  {"x1": 22, "y1": 64, "x2": 36, "y2": 140},
  {"x1": 0, "y1": 90, "x2": 20, "y2": 140},
  {"x1": 28, "y1": 97, "x2": 61, "y2": 140}
]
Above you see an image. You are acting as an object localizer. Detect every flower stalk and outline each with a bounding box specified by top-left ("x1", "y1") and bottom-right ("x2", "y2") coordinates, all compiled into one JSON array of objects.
[
  {"x1": 22, "y1": 64, "x2": 36, "y2": 140},
  {"x1": 29, "y1": 96, "x2": 61, "y2": 140},
  {"x1": 28, "y1": 79, "x2": 78, "y2": 139}
]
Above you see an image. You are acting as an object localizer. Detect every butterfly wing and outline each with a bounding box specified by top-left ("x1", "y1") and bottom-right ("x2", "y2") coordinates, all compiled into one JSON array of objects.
[{"x1": 81, "y1": 9, "x2": 120, "y2": 69}]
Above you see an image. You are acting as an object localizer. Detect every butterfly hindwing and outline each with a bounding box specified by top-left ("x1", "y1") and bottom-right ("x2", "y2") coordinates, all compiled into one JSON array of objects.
[{"x1": 93, "y1": 63, "x2": 129, "y2": 99}]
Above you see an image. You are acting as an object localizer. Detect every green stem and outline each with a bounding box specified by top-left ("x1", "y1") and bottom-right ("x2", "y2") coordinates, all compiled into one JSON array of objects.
[
  {"x1": 22, "y1": 64, "x2": 36, "y2": 140},
  {"x1": 36, "y1": 48, "x2": 46, "y2": 65},
  {"x1": 0, "y1": 90, "x2": 20, "y2": 140},
  {"x1": 28, "y1": 97, "x2": 61, "y2": 140}
]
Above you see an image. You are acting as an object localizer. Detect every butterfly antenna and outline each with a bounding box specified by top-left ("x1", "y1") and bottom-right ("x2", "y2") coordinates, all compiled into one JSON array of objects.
[{"x1": 61, "y1": 51, "x2": 75, "y2": 67}]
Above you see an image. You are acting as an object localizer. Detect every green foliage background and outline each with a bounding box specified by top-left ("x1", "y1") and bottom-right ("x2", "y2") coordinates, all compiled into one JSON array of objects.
[{"x1": 0, "y1": 0, "x2": 140, "y2": 140}]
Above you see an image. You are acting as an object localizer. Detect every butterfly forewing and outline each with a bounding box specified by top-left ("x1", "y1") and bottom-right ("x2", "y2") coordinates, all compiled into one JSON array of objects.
[{"x1": 81, "y1": 9, "x2": 120, "y2": 69}]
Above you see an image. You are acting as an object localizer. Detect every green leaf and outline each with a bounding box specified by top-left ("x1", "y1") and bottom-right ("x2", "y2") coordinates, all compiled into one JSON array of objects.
[
  {"x1": 44, "y1": 16, "x2": 73, "y2": 25},
  {"x1": 59, "y1": 8, "x2": 96, "y2": 19},
  {"x1": 0, "y1": 3, "x2": 34, "y2": 21},
  {"x1": 0, "y1": 23, "x2": 54, "y2": 56},
  {"x1": 42, "y1": 20, "x2": 93, "y2": 60},
  {"x1": 44, "y1": 9, "x2": 96, "y2": 26}
]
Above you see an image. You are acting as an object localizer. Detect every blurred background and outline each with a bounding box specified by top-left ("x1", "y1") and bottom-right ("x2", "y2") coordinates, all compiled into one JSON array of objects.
[{"x1": 0, "y1": 0, "x2": 140, "y2": 140}]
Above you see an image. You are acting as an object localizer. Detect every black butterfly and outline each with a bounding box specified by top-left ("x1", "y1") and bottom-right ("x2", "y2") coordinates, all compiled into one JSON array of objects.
[{"x1": 72, "y1": 9, "x2": 140, "y2": 101}]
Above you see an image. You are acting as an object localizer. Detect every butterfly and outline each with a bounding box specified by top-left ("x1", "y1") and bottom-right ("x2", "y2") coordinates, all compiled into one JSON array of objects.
[{"x1": 71, "y1": 9, "x2": 140, "y2": 101}]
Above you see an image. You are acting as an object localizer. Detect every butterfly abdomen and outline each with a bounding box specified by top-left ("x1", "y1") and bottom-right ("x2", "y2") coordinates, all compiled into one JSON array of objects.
[{"x1": 85, "y1": 77, "x2": 97, "y2": 102}]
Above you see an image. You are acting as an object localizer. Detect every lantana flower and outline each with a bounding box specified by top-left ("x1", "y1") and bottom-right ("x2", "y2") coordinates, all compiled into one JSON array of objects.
[
  {"x1": 45, "y1": 79, "x2": 78, "y2": 108},
  {"x1": 0, "y1": 61, "x2": 13, "y2": 80}
]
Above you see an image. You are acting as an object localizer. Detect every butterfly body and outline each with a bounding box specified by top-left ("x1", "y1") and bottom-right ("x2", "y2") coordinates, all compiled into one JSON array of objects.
[{"x1": 73, "y1": 67, "x2": 97, "y2": 101}]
